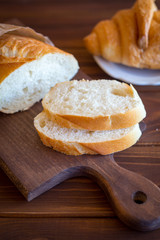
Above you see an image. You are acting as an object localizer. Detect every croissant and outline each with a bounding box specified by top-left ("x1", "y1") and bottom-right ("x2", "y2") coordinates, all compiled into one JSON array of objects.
[{"x1": 84, "y1": 0, "x2": 160, "y2": 69}]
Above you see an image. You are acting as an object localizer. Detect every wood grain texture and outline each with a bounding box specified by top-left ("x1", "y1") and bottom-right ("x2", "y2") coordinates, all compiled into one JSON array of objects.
[
  {"x1": 2, "y1": 217, "x2": 159, "y2": 240},
  {"x1": 0, "y1": 72, "x2": 160, "y2": 231},
  {"x1": 0, "y1": 0, "x2": 160, "y2": 238}
]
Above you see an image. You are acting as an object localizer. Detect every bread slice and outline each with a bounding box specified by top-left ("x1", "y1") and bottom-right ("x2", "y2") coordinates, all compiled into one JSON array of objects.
[
  {"x1": 0, "y1": 34, "x2": 79, "y2": 113},
  {"x1": 34, "y1": 111, "x2": 142, "y2": 156},
  {"x1": 42, "y1": 80, "x2": 146, "y2": 131}
]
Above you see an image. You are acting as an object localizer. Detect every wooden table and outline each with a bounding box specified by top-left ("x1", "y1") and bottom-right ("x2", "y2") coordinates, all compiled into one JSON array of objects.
[{"x1": 0, "y1": 0, "x2": 160, "y2": 239}]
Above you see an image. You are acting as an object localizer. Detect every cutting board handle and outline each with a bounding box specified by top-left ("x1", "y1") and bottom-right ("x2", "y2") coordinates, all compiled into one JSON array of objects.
[{"x1": 81, "y1": 154, "x2": 160, "y2": 231}]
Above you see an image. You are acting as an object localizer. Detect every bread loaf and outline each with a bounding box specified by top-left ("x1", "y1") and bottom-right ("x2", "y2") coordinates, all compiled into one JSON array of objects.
[
  {"x1": 42, "y1": 80, "x2": 146, "y2": 131},
  {"x1": 0, "y1": 30, "x2": 79, "y2": 113},
  {"x1": 34, "y1": 111, "x2": 142, "y2": 156}
]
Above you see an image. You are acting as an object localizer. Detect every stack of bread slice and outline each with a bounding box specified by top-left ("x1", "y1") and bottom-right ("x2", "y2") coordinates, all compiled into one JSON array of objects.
[{"x1": 34, "y1": 79, "x2": 146, "y2": 155}]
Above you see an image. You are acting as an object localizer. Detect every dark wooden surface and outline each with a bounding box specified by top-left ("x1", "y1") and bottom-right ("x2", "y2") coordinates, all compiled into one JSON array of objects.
[
  {"x1": 1, "y1": 96, "x2": 160, "y2": 232},
  {"x1": 0, "y1": 0, "x2": 160, "y2": 239}
]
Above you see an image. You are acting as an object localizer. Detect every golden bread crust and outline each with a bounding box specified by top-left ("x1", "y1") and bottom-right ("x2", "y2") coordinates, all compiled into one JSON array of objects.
[
  {"x1": 0, "y1": 34, "x2": 66, "y2": 64},
  {"x1": 81, "y1": 124, "x2": 141, "y2": 155},
  {"x1": 0, "y1": 62, "x2": 25, "y2": 83},
  {"x1": 35, "y1": 116, "x2": 141, "y2": 156},
  {"x1": 0, "y1": 33, "x2": 69, "y2": 84},
  {"x1": 134, "y1": 0, "x2": 157, "y2": 50},
  {"x1": 112, "y1": 9, "x2": 142, "y2": 68},
  {"x1": 44, "y1": 104, "x2": 146, "y2": 131},
  {"x1": 36, "y1": 128, "x2": 96, "y2": 155}
]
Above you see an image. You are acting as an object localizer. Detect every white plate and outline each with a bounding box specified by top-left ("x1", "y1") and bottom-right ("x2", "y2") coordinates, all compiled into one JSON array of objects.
[{"x1": 94, "y1": 56, "x2": 160, "y2": 86}]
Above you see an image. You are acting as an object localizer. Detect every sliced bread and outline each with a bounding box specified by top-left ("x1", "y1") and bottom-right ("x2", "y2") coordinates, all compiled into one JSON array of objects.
[
  {"x1": 42, "y1": 80, "x2": 146, "y2": 131},
  {"x1": 34, "y1": 111, "x2": 142, "y2": 156}
]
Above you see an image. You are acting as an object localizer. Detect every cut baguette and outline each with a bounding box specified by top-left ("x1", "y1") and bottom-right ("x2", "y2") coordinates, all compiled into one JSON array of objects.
[
  {"x1": 34, "y1": 111, "x2": 142, "y2": 156},
  {"x1": 42, "y1": 80, "x2": 146, "y2": 131},
  {"x1": 0, "y1": 34, "x2": 79, "y2": 113}
]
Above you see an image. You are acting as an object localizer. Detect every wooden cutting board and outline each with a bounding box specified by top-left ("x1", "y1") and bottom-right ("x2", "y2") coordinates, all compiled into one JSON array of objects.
[{"x1": 1, "y1": 70, "x2": 160, "y2": 231}]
